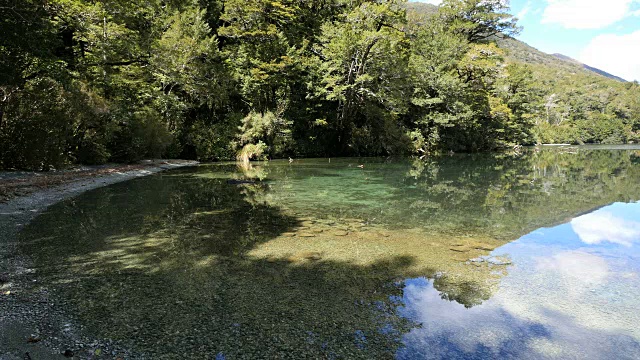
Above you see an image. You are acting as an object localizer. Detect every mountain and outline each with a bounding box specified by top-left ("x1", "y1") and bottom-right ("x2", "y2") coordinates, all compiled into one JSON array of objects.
[
  {"x1": 403, "y1": 3, "x2": 627, "y2": 83},
  {"x1": 551, "y1": 54, "x2": 627, "y2": 82},
  {"x1": 496, "y1": 36, "x2": 628, "y2": 82}
]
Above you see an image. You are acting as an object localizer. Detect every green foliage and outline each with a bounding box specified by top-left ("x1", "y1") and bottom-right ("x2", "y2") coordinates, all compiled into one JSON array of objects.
[
  {"x1": 109, "y1": 106, "x2": 174, "y2": 162},
  {"x1": 0, "y1": 78, "x2": 110, "y2": 170},
  {"x1": 237, "y1": 142, "x2": 268, "y2": 163},
  {"x1": 187, "y1": 114, "x2": 240, "y2": 161},
  {"x1": 1, "y1": 0, "x2": 638, "y2": 169},
  {"x1": 152, "y1": 7, "x2": 225, "y2": 105},
  {"x1": 496, "y1": 36, "x2": 640, "y2": 145},
  {"x1": 0, "y1": 78, "x2": 73, "y2": 170},
  {"x1": 438, "y1": 0, "x2": 521, "y2": 43},
  {"x1": 312, "y1": 0, "x2": 411, "y2": 154},
  {"x1": 236, "y1": 109, "x2": 293, "y2": 157}
]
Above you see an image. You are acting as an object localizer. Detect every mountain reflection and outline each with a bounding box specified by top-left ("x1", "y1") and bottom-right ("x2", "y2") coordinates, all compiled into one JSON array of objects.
[
  {"x1": 398, "y1": 202, "x2": 640, "y2": 359},
  {"x1": 16, "y1": 149, "x2": 640, "y2": 358}
]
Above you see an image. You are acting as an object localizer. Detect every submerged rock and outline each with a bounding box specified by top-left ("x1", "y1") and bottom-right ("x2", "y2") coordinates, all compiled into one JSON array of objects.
[
  {"x1": 487, "y1": 257, "x2": 512, "y2": 266},
  {"x1": 468, "y1": 256, "x2": 512, "y2": 266},
  {"x1": 303, "y1": 252, "x2": 323, "y2": 261}
]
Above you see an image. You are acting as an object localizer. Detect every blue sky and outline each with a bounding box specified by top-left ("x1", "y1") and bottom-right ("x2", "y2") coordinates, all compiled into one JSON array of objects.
[{"x1": 409, "y1": 0, "x2": 640, "y2": 81}]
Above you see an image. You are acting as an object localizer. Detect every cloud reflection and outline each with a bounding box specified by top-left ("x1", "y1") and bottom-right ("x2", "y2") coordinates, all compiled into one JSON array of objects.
[
  {"x1": 398, "y1": 272, "x2": 640, "y2": 359},
  {"x1": 397, "y1": 202, "x2": 640, "y2": 359},
  {"x1": 536, "y1": 250, "x2": 609, "y2": 288},
  {"x1": 571, "y1": 207, "x2": 640, "y2": 247}
]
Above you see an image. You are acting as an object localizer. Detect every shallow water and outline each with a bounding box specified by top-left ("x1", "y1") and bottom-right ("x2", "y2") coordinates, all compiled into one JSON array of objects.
[{"x1": 19, "y1": 147, "x2": 640, "y2": 359}]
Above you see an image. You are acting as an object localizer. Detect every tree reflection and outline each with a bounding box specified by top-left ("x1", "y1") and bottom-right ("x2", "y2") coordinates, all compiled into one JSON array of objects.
[{"x1": 17, "y1": 149, "x2": 640, "y2": 358}]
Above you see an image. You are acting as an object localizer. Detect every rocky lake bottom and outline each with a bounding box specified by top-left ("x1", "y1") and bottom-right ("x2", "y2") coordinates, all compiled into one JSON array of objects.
[{"x1": 3, "y1": 147, "x2": 640, "y2": 359}]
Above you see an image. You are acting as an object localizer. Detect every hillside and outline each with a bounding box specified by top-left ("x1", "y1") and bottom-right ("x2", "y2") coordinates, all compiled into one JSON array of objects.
[
  {"x1": 404, "y1": 2, "x2": 439, "y2": 16},
  {"x1": 404, "y1": 3, "x2": 626, "y2": 83},
  {"x1": 551, "y1": 53, "x2": 627, "y2": 82},
  {"x1": 403, "y1": 2, "x2": 639, "y2": 146},
  {"x1": 2, "y1": 0, "x2": 639, "y2": 170},
  {"x1": 495, "y1": 36, "x2": 627, "y2": 82}
]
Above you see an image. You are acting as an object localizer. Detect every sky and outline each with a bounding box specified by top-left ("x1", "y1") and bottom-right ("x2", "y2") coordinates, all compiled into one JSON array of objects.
[{"x1": 409, "y1": 0, "x2": 640, "y2": 81}]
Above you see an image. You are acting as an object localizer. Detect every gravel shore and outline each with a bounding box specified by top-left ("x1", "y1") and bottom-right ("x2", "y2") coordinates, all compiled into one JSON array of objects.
[{"x1": 0, "y1": 160, "x2": 198, "y2": 360}]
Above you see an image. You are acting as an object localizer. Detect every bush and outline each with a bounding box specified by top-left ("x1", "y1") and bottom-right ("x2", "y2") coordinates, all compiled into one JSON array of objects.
[
  {"x1": 533, "y1": 122, "x2": 577, "y2": 145},
  {"x1": 109, "y1": 107, "x2": 174, "y2": 162},
  {"x1": 0, "y1": 78, "x2": 76, "y2": 170},
  {"x1": 187, "y1": 113, "x2": 241, "y2": 161},
  {"x1": 236, "y1": 111, "x2": 293, "y2": 157},
  {"x1": 574, "y1": 114, "x2": 629, "y2": 144}
]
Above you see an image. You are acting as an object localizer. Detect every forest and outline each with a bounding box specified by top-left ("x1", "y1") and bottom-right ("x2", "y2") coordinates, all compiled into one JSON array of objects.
[{"x1": 1, "y1": 0, "x2": 639, "y2": 170}]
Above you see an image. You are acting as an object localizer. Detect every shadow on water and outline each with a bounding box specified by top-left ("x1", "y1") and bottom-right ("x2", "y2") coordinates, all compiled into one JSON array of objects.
[
  {"x1": 19, "y1": 172, "x2": 422, "y2": 358},
  {"x1": 17, "y1": 148, "x2": 640, "y2": 358}
]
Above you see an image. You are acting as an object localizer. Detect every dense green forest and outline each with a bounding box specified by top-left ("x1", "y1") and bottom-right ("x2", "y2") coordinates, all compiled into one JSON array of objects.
[{"x1": 1, "y1": 0, "x2": 639, "y2": 170}]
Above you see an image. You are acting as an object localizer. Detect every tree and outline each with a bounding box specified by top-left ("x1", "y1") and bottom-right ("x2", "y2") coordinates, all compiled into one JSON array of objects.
[
  {"x1": 439, "y1": 0, "x2": 520, "y2": 43},
  {"x1": 314, "y1": 0, "x2": 411, "y2": 154},
  {"x1": 2, "y1": 0, "x2": 638, "y2": 169}
]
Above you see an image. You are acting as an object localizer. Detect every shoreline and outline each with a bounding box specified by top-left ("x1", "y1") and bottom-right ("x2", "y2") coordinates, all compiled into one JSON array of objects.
[{"x1": 0, "y1": 160, "x2": 198, "y2": 360}]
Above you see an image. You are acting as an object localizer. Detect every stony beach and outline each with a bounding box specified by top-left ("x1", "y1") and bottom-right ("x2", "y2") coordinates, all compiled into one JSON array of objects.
[{"x1": 0, "y1": 161, "x2": 197, "y2": 360}]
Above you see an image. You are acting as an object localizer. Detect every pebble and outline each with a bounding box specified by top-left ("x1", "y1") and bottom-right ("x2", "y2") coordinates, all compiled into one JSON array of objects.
[{"x1": 0, "y1": 162, "x2": 196, "y2": 360}]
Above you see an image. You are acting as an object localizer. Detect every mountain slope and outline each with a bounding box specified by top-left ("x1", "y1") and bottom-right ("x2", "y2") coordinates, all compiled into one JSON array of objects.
[
  {"x1": 493, "y1": 37, "x2": 629, "y2": 82},
  {"x1": 403, "y1": 3, "x2": 627, "y2": 83},
  {"x1": 552, "y1": 53, "x2": 627, "y2": 82}
]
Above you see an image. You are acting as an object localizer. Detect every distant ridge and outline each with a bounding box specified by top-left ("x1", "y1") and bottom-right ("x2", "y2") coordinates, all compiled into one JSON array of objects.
[
  {"x1": 402, "y1": 3, "x2": 628, "y2": 83},
  {"x1": 551, "y1": 54, "x2": 627, "y2": 82}
]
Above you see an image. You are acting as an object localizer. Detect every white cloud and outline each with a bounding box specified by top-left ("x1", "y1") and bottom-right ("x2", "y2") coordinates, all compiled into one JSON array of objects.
[
  {"x1": 541, "y1": 0, "x2": 639, "y2": 29},
  {"x1": 517, "y1": 2, "x2": 532, "y2": 20},
  {"x1": 571, "y1": 208, "x2": 640, "y2": 246},
  {"x1": 580, "y1": 30, "x2": 640, "y2": 81}
]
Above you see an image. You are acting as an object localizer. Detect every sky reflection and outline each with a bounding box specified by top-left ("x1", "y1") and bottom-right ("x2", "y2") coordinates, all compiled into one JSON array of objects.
[
  {"x1": 398, "y1": 202, "x2": 640, "y2": 360},
  {"x1": 571, "y1": 202, "x2": 640, "y2": 247}
]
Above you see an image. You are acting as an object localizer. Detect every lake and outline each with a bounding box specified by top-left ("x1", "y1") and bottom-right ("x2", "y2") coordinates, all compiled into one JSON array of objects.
[{"x1": 19, "y1": 147, "x2": 640, "y2": 359}]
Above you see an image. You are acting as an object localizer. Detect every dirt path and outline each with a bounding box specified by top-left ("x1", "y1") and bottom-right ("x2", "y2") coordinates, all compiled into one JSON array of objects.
[{"x1": 0, "y1": 160, "x2": 198, "y2": 360}]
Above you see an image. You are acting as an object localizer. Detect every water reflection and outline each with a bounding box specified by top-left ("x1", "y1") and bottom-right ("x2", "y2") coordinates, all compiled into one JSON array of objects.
[
  {"x1": 16, "y1": 148, "x2": 640, "y2": 358},
  {"x1": 19, "y1": 174, "x2": 415, "y2": 358},
  {"x1": 398, "y1": 202, "x2": 640, "y2": 359},
  {"x1": 571, "y1": 202, "x2": 640, "y2": 247}
]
